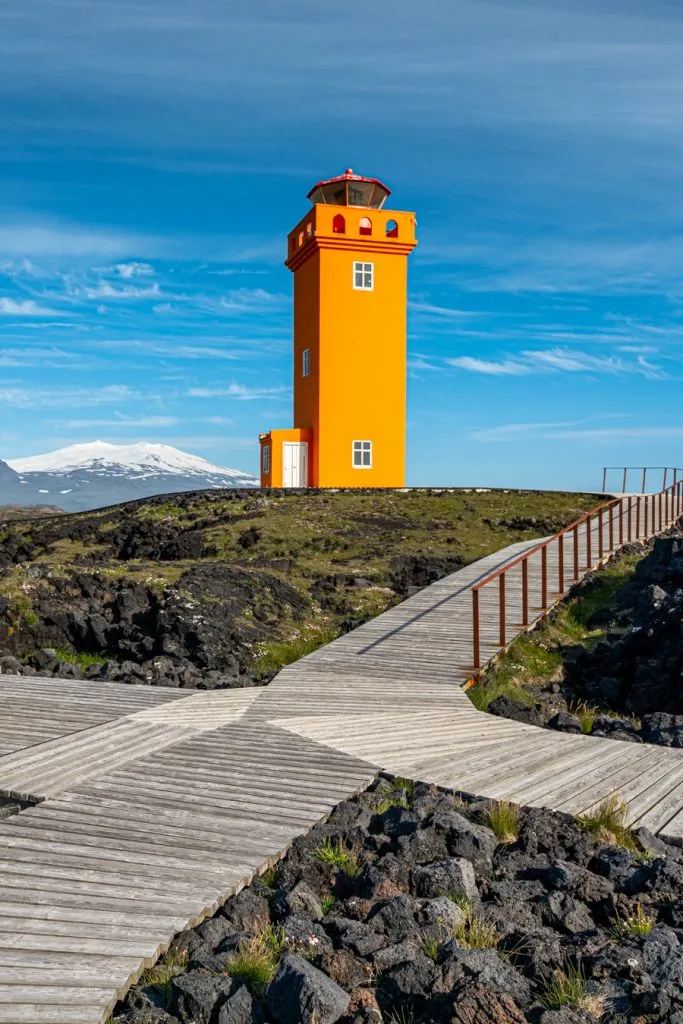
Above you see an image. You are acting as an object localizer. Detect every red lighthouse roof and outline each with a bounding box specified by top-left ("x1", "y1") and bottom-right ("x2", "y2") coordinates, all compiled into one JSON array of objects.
[{"x1": 307, "y1": 169, "x2": 391, "y2": 209}]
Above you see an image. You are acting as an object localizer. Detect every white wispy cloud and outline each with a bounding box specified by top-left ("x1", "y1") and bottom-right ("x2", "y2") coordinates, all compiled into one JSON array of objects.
[
  {"x1": 83, "y1": 281, "x2": 162, "y2": 300},
  {"x1": 187, "y1": 383, "x2": 290, "y2": 400},
  {"x1": 64, "y1": 415, "x2": 179, "y2": 428},
  {"x1": 218, "y1": 288, "x2": 289, "y2": 313},
  {"x1": 114, "y1": 262, "x2": 155, "y2": 278},
  {"x1": 0, "y1": 384, "x2": 138, "y2": 409},
  {"x1": 0, "y1": 297, "x2": 64, "y2": 316},
  {"x1": 447, "y1": 356, "x2": 531, "y2": 376},
  {"x1": 447, "y1": 347, "x2": 668, "y2": 379},
  {"x1": 475, "y1": 423, "x2": 683, "y2": 444}
]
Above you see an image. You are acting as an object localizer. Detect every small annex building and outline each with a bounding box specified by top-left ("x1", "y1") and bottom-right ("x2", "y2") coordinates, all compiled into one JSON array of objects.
[{"x1": 259, "y1": 169, "x2": 417, "y2": 488}]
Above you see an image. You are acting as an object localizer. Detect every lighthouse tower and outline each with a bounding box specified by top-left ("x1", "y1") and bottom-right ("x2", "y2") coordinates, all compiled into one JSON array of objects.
[{"x1": 259, "y1": 169, "x2": 417, "y2": 488}]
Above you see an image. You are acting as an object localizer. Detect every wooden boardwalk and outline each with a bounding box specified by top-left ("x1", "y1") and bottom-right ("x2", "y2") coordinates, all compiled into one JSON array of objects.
[{"x1": 0, "y1": 493, "x2": 682, "y2": 1022}]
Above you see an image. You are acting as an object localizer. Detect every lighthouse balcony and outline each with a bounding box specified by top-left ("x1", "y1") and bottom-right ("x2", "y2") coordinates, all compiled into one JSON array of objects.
[{"x1": 286, "y1": 206, "x2": 416, "y2": 266}]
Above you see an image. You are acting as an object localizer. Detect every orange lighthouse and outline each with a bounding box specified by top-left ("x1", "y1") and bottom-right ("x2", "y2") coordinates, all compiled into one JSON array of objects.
[{"x1": 259, "y1": 169, "x2": 417, "y2": 488}]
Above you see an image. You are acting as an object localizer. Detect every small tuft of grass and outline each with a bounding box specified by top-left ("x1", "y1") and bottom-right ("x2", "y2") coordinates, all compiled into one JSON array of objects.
[
  {"x1": 447, "y1": 893, "x2": 474, "y2": 912},
  {"x1": 320, "y1": 894, "x2": 337, "y2": 915},
  {"x1": 578, "y1": 793, "x2": 637, "y2": 852},
  {"x1": 418, "y1": 930, "x2": 443, "y2": 963},
  {"x1": 390, "y1": 776, "x2": 416, "y2": 801},
  {"x1": 540, "y1": 963, "x2": 604, "y2": 1018},
  {"x1": 454, "y1": 909, "x2": 499, "y2": 950},
  {"x1": 139, "y1": 950, "x2": 188, "y2": 1007},
  {"x1": 260, "y1": 865, "x2": 278, "y2": 890},
  {"x1": 375, "y1": 793, "x2": 409, "y2": 815},
  {"x1": 314, "y1": 837, "x2": 360, "y2": 877},
  {"x1": 570, "y1": 700, "x2": 599, "y2": 735},
  {"x1": 482, "y1": 800, "x2": 520, "y2": 844},
  {"x1": 253, "y1": 626, "x2": 339, "y2": 677},
  {"x1": 388, "y1": 1007, "x2": 415, "y2": 1024},
  {"x1": 53, "y1": 646, "x2": 110, "y2": 669},
  {"x1": 226, "y1": 926, "x2": 284, "y2": 997},
  {"x1": 467, "y1": 674, "x2": 539, "y2": 713},
  {"x1": 612, "y1": 902, "x2": 655, "y2": 938}
]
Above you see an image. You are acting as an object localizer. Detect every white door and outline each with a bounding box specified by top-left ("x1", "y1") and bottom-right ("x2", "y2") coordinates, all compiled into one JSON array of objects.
[{"x1": 282, "y1": 442, "x2": 308, "y2": 488}]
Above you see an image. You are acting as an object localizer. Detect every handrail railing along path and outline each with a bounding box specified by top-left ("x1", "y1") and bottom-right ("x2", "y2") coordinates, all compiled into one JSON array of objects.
[{"x1": 472, "y1": 479, "x2": 683, "y2": 671}]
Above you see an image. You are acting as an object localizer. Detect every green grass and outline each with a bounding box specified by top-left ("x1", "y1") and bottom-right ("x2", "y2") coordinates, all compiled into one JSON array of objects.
[
  {"x1": 578, "y1": 793, "x2": 637, "y2": 852},
  {"x1": 418, "y1": 929, "x2": 444, "y2": 963},
  {"x1": 374, "y1": 793, "x2": 410, "y2": 814},
  {"x1": 260, "y1": 865, "x2": 279, "y2": 890},
  {"x1": 314, "y1": 837, "x2": 361, "y2": 877},
  {"x1": 419, "y1": 905, "x2": 499, "y2": 965},
  {"x1": 52, "y1": 646, "x2": 110, "y2": 668},
  {"x1": 539, "y1": 964, "x2": 604, "y2": 1018},
  {"x1": 447, "y1": 893, "x2": 474, "y2": 912},
  {"x1": 138, "y1": 950, "x2": 188, "y2": 1007},
  {"x1": 252, "y1": 626, "x2": 339, "y2": 677},
  {"x1": 482, "y1": 800, "x2": 520, "y2": 843},
  {"x1": 390, "y1": 776, "x2": 416, "y2": 800},
  {"x1": 320, "y1": 894, "x2": 337, "y2": 915},
  {"x1": 227, "y1": 938, "x2": 278, "y2": 998},
  {"x1": 454, "y1": 909, "x2": 500, "y2": 950},
  {"x1": 612, "y1": 902, "x2": 655, "y2": 938}
]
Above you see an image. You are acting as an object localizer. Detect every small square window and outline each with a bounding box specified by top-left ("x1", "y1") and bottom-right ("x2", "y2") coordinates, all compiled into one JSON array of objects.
[
  {"x1": 303, "y1": 348, "x2": 311, "y2": 377},
  {"x1": 262, "y1": 445, "x2": 270, "y2": 473},
  {"x1": 352, "y1": 440, "x2": 372, "y2": 468},
  {"x1": 353, "y1": 261, "x2": 373, "y2": 291}
]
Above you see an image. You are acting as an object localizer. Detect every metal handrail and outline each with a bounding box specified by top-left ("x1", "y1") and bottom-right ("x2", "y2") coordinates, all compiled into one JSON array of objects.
[
  {"x1": 601, "y1": 466, "x2": 683, "y2": 494},
  {"x1": 470, "y1": 478, "x2": 683, "y2": 672}
]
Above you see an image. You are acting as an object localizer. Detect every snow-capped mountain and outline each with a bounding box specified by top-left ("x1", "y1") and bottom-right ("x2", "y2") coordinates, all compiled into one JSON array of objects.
[{"x1": 2, "y1": 442, "x2": 258, "y2": 512}]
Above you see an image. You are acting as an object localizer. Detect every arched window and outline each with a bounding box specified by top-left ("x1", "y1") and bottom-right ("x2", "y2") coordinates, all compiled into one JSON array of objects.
[
  {"x1": 332, "y1": 214, "x2": 346, "y2": 234},
  {"x1": 386, "y1": 219, "x2": 399, "y2": 238},
  {"x1": 359, "y1": 217, "x2": 372, "y2": 236}
]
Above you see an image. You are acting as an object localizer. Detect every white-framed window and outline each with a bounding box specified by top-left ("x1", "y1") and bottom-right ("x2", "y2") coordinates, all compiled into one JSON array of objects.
[
  {"x1": 353, "y1": 261, "x2": 373, "y2": 290},
  {"x1": 262, "y1": 444, "x2": 271, "y2": 473},
  {"x1": 352, "y1": 440, "x2": 373, "y2": 469},
  {"x1": 302, "y1": 348, "x2": 311, "y2": 377}
]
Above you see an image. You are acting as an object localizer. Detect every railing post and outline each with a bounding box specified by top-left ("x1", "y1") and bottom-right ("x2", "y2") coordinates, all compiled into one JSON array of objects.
[
  {"x1": 522, "y1": 558, "x2": 529, "y2": 626},
  {"x1": 586, "y1": 516, "x2": 592, "y2": 568},
  {"x1": 627, "y1": 498, "x2": 633, "y2": 543},
  {"x1": 644, "y1": 493, "x2": 649, "y2": 538},
  {"x1": 558, "y1": 534, "x2": 564, "y2": 593},
  {"x1": 609, "y1": 503, "x2": 614, "y2": 551},
  {"x1": 573, "y1": 525, "x2": 579, "y2": 580},
  {"x1": 642, "y1": 467, "x2": 647, "y2": 494},
  {"x1": 619, "y1": 499, "x2": 624, "y2": 546},
  {"x1": 472, "y1": 589, "x2": 480, "y2": 670},
  {"x1": 541, "y1": 545, "x2": 548, "y2": 608},
  {"x1": 598, "y1": 509, "x2": 604, "y2": 558},
  {"x1": 499, "y1": 574, "x2": 506, "y2": 647},
  {"x1": 635, "y1": 496, "x2": 641, "y2": 539}
]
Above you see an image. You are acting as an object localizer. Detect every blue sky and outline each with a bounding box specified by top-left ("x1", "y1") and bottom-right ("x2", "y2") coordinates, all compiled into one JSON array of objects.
[{"x1": 1, "y1": 0, "x2": 683, "y2": 491}]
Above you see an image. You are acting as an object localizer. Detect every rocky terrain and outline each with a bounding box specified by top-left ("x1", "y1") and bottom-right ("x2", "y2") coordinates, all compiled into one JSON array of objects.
[
  {"x1": 112, "y1": 776, "x2": 683, "y2": 1024},
  {"x1": 0, "y1": 487, "x2": 596, "y2": 689},
  {"x1": 472, "y1": 530, "x2": 683, "y2": 749}
]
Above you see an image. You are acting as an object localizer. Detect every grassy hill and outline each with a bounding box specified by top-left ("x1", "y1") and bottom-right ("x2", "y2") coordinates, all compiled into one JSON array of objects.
[{"x1": 0, "y1": 487, "x2": 600, "y2": 687}]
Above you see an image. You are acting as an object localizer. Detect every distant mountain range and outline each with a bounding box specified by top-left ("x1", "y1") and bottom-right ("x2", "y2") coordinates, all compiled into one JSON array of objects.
[{"x1": 0, "y1": 441, "x2": 258, "y2": 513}]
